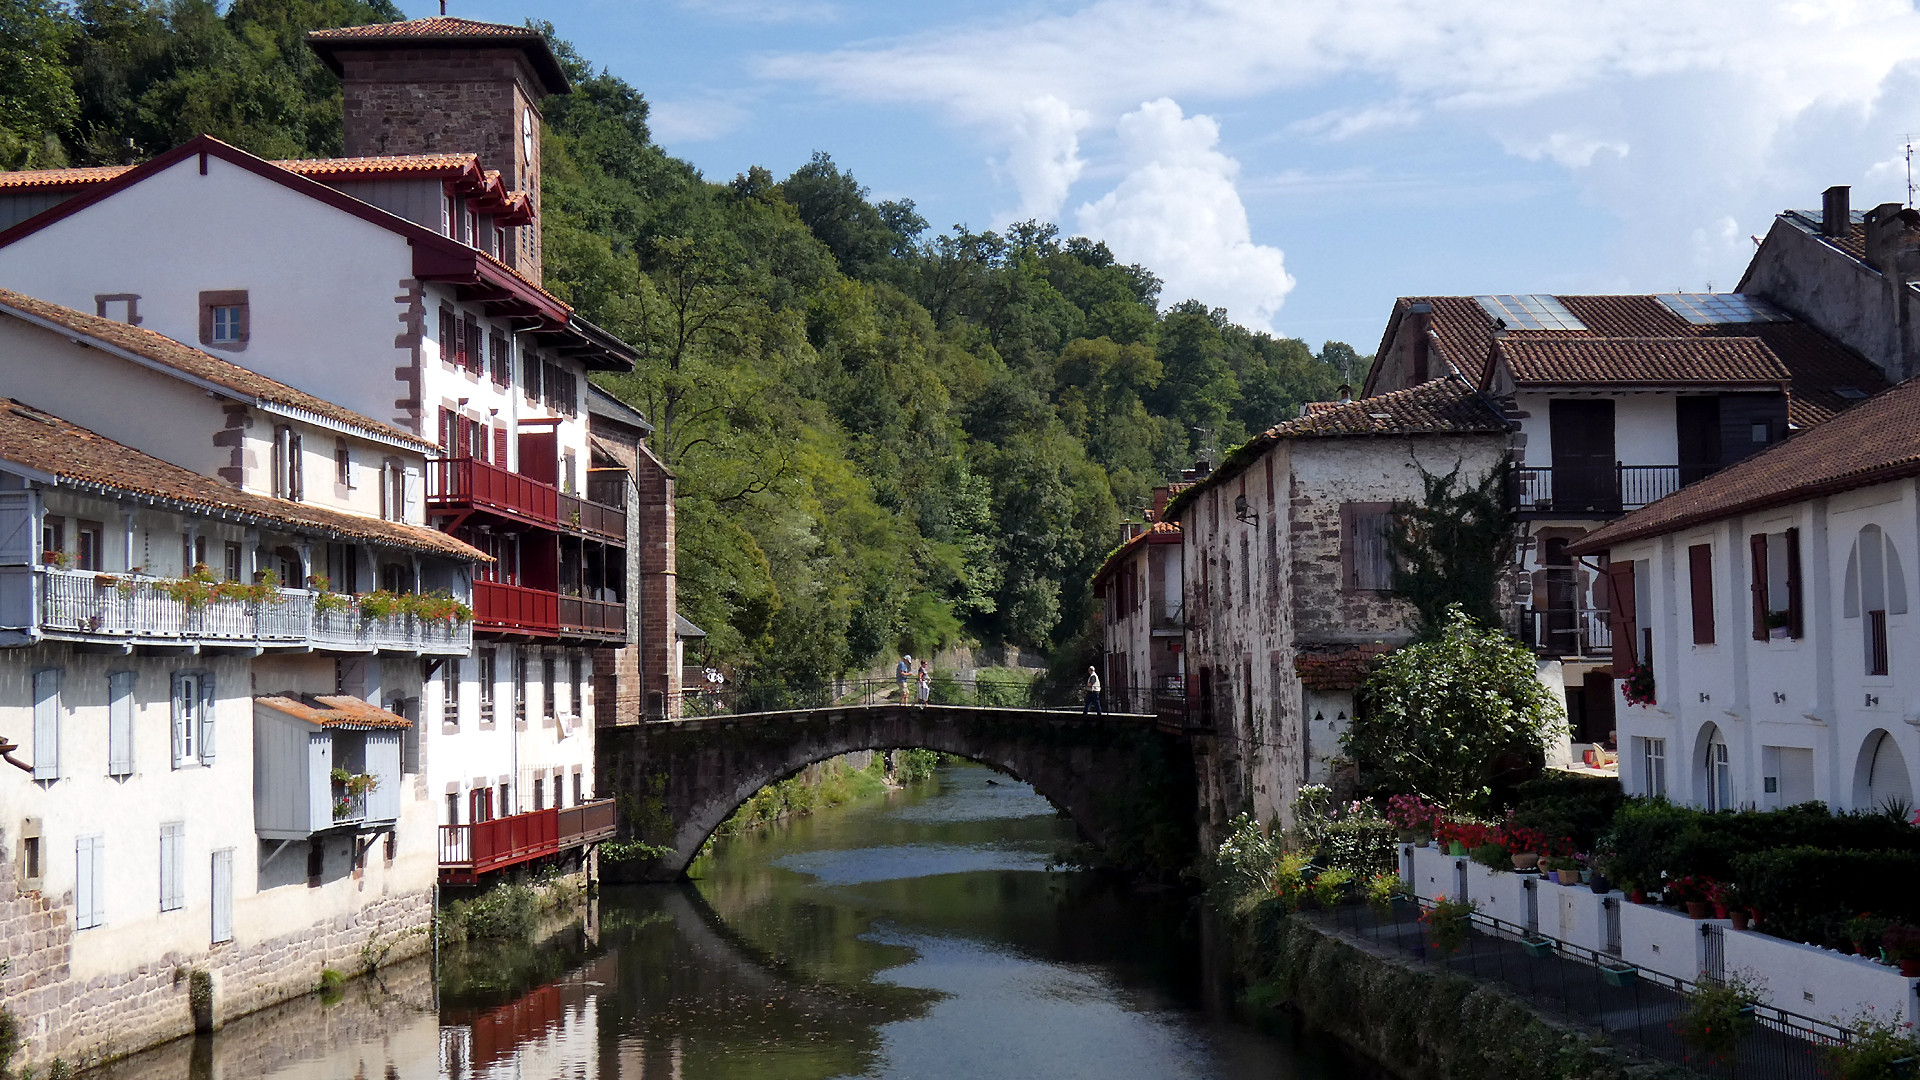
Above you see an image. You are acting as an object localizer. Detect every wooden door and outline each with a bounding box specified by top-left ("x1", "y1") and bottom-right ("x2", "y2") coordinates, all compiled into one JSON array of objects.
[{"x1": 1550, "y1": 400, "x2": 1617, "y2": 511}]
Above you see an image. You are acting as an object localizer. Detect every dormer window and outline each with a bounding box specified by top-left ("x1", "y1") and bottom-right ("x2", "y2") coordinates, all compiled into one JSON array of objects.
[
  {"x1": 198, "y1": 290, "x2": 248, "y2": 350},
  {"x1": 466, "y1": 209, "x2": 478, "y2": 246}
]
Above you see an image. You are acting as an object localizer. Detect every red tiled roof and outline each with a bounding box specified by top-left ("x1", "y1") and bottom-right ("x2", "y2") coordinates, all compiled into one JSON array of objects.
[
  {"x1": 1163, "y1": 377, "x2": 1508, "y2": 523},
  {"x1": 0, "y1": 399, "x2": 485, "y2": 561},
  {"x1": 256, "y1": 694, "x2": 412, "y2": 729},
  {"x1": 0, "y1": 288, "x2": 430, "y2": 448},
  {"x1": 0, "y1": 165, "x2": 134, "y2": 191},
  {"x1": 1569, "y1": 374, "x2": 1920, "y2": 554},
  {"x1": 1092, "y1": 520, "x2": 1180, "y2": 585},
  {"x1": 1295, "y1": 643, "x2": 1396, "y2": 691},
  {"x1": 305, "y1": 17, "x2": 570, "y2": 95},
  {"x1": 307, "y1": 16, "x2": 538, "y2": 41},
  {"x1": 1, "y1": 153, "x2": 484, "y2": 189},
  {"x1": 1499, "y1": 337, "x2": 1791, "y2": 387}
]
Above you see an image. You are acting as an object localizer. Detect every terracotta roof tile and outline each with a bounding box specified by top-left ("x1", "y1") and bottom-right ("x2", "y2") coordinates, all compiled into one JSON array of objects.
[
  {"x1": 1295, "y1": 643, "x2": 1395, "y2": 691},
  {"x1": 306, "y1": 16, "x2": 539, "y2": 40},
  {"x1": 1269, "y1": 376, "x2": 1510, "y2": 439},
  {"x1": 0, "y1": 154, "x2": 485, "y2": 190},
  {"x1": 0, "y1": 288, "x2": 429, "y2": 448},
  {"x1": 0, "y1": 165, "x2": 135, "y2": 190},
  {"x1": 1092, "y1": 520, "x2": 1180, "y2": 585},
  {"x1": 1570, "y1": 375, "x2": 1920, "y2": 554},
  {"x1": 1499, "y1": 337, "x2": 1791, "y2": 387},
  {"x1": 0, "y1": 399, "x2": 484, "y2": 562},
  {"x1": 256, "y1": 694, "x2": 412, "y2": 729}
]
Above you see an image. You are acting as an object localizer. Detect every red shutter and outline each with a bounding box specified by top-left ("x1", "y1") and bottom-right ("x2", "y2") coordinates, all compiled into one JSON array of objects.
[
  {"x1": 1750, "y1": 533, "x2": 1770, "y2": 641},
  {"x1": 438, "y1": 407, "x2": 454, "y2": 456},
  {"x1": 1688, "y1": 544, "x2": 1715, "y2": 645},
  {"x1": 493, "y1": 425, "x2": 509, "y2": 466},
  {"x1": 1786, "y1": 527, "x2": 1804, "y2": 639},
  {"x1": 1606, "y1": 561, "x2": 1637, "y2": 676},
  {"x1": 464, "y1": 317, "x2": 482, "y2": 374}
]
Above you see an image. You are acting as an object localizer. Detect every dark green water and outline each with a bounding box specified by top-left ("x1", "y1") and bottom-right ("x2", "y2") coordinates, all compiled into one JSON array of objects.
[{"x1": 97, "y1": 763, "x2": 1375, "y2": 1079}]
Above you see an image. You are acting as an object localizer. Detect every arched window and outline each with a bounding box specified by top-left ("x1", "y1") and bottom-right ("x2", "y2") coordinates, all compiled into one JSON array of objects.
[
  {"x1": 1702, "y1": 724, "x2": 1733, "y2": 812},
  {"x1": 1843, "y1": 525, "x2": 1907, "y2": 675},
  {"x1": 1857, "y1": 729, "x2": 1914, "y2": 812}
]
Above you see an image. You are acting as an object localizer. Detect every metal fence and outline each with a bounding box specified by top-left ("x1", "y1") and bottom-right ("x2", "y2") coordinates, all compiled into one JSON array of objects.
[
  {"x1": 668, "y1": 676, "x2": 1158, "y2": 718},
  {"x1": 1316, "y1": 896, "x2": 1855, "y2": 1080}
]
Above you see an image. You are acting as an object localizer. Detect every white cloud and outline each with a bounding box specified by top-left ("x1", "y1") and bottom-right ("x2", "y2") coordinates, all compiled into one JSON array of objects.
[
  {"x1": 996, "y1": 95, "x2": 1089, "y2": 224},
  {"x1": 1290, "y1": 102, "x2": 1423, "y2": 141},
  {"x1": 676, "y1": 0, "x2": 837, "y2": 23},
  {"x1": 1076, "y1": 100, "x2": 1293, "y2": 333},
  {"x1": 649, "y1": 98, "x2": 753, "y2": 144},
  {"x1": 1506, "y1": 131, "x2": 1630, "y2": 169}
]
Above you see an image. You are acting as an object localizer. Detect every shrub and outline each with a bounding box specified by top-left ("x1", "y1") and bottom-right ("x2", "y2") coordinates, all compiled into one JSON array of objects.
[
  {"x1": 1364, "y1": 871, "x2": 1401, "y2": 915},
  {"x1": 1309, "y1": 866, "x2": 1353, "y2": 909},
  {"x1": 1321, "y1": 818, "x2": 1398, "y2": 876},
  {"x1": 1470, "y1": 843, "x2": 1508, "y2": 870},
  {"x1": 1730, "y1": 847, "x2": 1920, "y2": 948},
  {"x1": 1828, "y1": 1009, "x2": 1920, "y2": 1080},
  {"x1": 1421, "y1": 897, "x2": 1477, "y2": 953},
  {"x1": 1673, "y1": 971, "x2": 1763, "y2": 1066},
  {"x1": 1507, "y1": 772, "x2": 1623, "y2": 850}
]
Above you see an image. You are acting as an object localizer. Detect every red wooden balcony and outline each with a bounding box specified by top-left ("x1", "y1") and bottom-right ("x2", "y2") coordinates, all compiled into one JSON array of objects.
[
  {"x1": 439, "y1": 807, "x2": 558, "y2": 885},
  {"x1": 559, "y1": 595, "x2": 624, "y2": 638},
  {"x1": 473, "y1": 580, "x2": 558, "y2": 634},
  {"x1": 430, "y1": 457, "x2": 626, "y2": 544},
  {"x1": 558, "y1": 798, "x2": 617, "y2": 847},
  {"x1": 557, "y1": 492, "x2": 625, "y2": 543}
]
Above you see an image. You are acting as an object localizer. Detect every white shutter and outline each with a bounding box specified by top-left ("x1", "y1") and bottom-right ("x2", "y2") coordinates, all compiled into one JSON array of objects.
[
  {"x1": 171, "y1": 673, "x2": 188, "y2": 768},
  {"x1": 75, "y1": 834, "x2": 104, "y2": 930},
  {"x1": 107, "y1": 671, "x2": 135, "y2": 776},
  {"x1": 198, "y1": 671, "x2": 216, "y2": 764},
  {"x1": 0, "y1": 491, "x2": 33, "y2": 564},
  {"x1": 31, "y1": 668, "x2": 59, "y2": 780},
  {"x1": 210, "y1": 848, "x2": 234, "y2": 944},
  {"x1": 160, "y1": 822, "x2": 184, "y2": 911}
]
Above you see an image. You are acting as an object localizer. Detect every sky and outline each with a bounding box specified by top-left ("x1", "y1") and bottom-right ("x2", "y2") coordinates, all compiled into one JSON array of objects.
[{"x1": 407, "y1": 0, "x2": 1920, "y2": 350}]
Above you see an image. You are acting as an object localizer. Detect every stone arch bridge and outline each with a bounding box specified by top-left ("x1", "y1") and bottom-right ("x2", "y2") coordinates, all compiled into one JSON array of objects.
[{"x1": 597, "y1": 703, "x2": 1199, "y2": 881}]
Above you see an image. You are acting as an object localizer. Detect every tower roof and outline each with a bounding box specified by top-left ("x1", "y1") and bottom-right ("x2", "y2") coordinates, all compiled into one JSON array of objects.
[{"x1": 307, "y1": 17, "x2": 570, "y2": 95}]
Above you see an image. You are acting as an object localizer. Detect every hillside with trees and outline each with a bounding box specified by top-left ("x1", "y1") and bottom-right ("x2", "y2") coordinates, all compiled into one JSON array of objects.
[{"x1": 1, "y1": 0, "x2": 1371, "y2": 683}]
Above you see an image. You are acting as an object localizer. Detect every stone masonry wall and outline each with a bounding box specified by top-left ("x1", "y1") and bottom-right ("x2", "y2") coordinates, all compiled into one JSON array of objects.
[{"x1": 0, "y1": 828, "x2": 431, "y2": 1075}]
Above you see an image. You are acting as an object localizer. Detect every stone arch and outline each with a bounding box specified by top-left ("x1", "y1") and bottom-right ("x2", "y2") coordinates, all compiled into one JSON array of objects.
[
  {"x1": 1853, "y1": 728, "x2": 1914, "y2": 812},
  {"x1": 598, "y1": 705, "x2": 1191, "y2": 881}
]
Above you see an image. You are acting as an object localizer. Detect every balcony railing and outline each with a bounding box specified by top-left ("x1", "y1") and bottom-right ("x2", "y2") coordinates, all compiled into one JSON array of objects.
[
  {"x1": 1521, "y1": 607, "x2": 1613, "y2": 658},
  {"x1": 559, "y1": 595, "x2": 624, "y2": 636},
  {"x1": 557, "y1": 798, "x2": 617, "y2": 847},
  {"x1": 429, "y1": 457, "x2": 626, "y2": 543},
  {"x1": 439, "y1": 799, "x2": 615, "y2": 884},
  {"x1": 472, "y1": 580, "x2": 625, "y2": 641},
  {"x1": 1513, "y1": 466, "x2": 1683, "y2": 515},
  {"x1": 30, "y1": 567, "x2": 470, "y2": 654}
]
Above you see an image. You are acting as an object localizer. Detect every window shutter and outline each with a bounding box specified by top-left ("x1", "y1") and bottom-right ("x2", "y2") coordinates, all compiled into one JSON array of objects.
[
  {"x1": 288, "y1": 433, "x2": 302, "y2": 501},
  {"x1": 211, "y1": 849, "x2": 233, "y2": 944},
  {"x1": 31, "y1": 668, "x2": 58, "y2": 780},
  {"x1": 1750, "y1": 533, "x2": 1770, "y2": 641},
  {"x1": 1605, "y1": 562, "x2": 1637, "y2": 676},
  {"x1": 160, "y1": 822, "x2": 184, "y2": 912},
  {"x1": 1786, "y1": 527, "x2": 1804, "y2": 639},
  {"x1": 198, "y1": 671, "x2": 216, "y2": 764},
  {"x1": 76, "y1": 835, "x2": 103, "y2": 930},
  {"x1": 171, "y1": 672, "x2": 189, "y2": 768},
  {"x1": 108, "y1": 671, "x2": 134, "y2": 776},
  {"x1": 493, "y1": 426, "x2": 509, "y2": 466},
  {"x1": 464, "y1": 317, "x2": 482, "y2": 374},
  {"x1": 1688, "y1": 544, "x2": 1715, "y2": 645}
]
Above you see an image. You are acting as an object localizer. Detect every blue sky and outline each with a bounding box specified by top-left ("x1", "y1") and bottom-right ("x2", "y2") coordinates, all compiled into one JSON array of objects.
[{"x1": 409, "y1": 1, "x2": 1920, "y2": 351}]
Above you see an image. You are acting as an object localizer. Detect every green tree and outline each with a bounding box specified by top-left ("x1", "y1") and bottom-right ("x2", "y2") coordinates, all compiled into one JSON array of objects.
[
  {"x1": 1345, "y1": 606, "x2": 1566, "y2": 808},
  {"x1": 1387, "y1": 460, "x2": 1512, "y2": 631},
  {"x1": 0, "y1": 0, "x2": 80, "y2": 168}
]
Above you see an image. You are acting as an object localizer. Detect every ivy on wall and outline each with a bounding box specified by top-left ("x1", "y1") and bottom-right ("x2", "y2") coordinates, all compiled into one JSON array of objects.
[{"x1": 1387, "y1": 460, "x2": 1512, "y2": 634}]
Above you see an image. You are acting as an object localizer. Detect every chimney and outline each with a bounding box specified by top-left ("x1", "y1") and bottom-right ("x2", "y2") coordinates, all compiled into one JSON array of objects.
[
  {"x1": 1823, "y1": 186, "x2": 1851, "y2": 238},
  {"x1": 1863, "y1": 202, "x2": 1920, "y2": 277},
  {"x1": 1336, "y1": 384, "x2": 1352, "y2": 404},
  {"x1": 1150, "y1": 485, "x2": 1173, "y2": 519}
]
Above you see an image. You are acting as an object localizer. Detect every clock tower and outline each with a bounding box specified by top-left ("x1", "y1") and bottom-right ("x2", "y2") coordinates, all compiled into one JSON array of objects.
[{"x1": 307, "y1": 17, "x2": 570, "y2": 284}]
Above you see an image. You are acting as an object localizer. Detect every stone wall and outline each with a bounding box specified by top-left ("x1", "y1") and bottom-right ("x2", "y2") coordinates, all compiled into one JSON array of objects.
[{"x1": 0, "y1": 829, "x2": 431, "y2": 1074}]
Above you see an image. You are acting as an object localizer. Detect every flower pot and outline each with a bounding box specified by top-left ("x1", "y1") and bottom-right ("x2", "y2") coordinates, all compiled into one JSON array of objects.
[
  {"x1": 1600, "y1": 963, "x2": 1639, "y2": 988},
  {"x1": 1900, "y1": 957, "x2": 1920, "y2": 978},
  {"x1": 1686, "y1": 901, "x2": 1711, "y2": 919},
  {"x1": 1556, "y1": 869, "x2": 1580, "y2": 886},
  {"x1": 1730, "y1": 910, "x2": 1750, "y2": 931},
  {"x1": 1511, "y1": 852, "x2": 1540, "y2": 871},
  {"x1": 1578, "y1": 869, "x2": 1592, "y2": 884},
  {"x1": 1713, "y1": 904, "x2": 1730, "y2": 920},
  {"x1": 1447, "y1": 842, "x2": 1467, "y2": 856},
  {"x1": 1630, "y1": 889, "x2": 1647, "y2": 904},
  {"x1": 1397, "y1": 829, "x2": 1420, "y2": 843},
  {"x1": 1521, "y1": 938, "x2": 1556, "y2": 959},
  {"x1": 1413, "y1": 838, "x2": 1429, "y2": 848},
  {"x1": 1588, "y1": 874, "x2": 1612, "y2": 894}
]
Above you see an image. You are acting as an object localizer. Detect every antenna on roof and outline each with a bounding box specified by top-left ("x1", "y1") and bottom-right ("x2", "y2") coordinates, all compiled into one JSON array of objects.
[
  {"x1": 1907, "y1": 134, "x2": 1916, "y2": 208},
  {"x1": 439, "y1": 0, "x2": 447, "y2": 13}
]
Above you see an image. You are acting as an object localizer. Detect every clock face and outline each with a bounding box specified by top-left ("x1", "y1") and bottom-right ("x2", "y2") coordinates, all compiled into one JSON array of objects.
[{"x1": 522, "y1": 111, "x2": 534, "y2": 161}]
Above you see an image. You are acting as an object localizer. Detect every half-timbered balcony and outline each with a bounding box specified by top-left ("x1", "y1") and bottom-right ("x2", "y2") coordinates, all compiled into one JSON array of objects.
[
  {"x1": 26, "y1": 566, "x2": 470, "y2": 654},
  {"x1": 1513, "y1": 466, "x2": 1683, "y2": 517}
]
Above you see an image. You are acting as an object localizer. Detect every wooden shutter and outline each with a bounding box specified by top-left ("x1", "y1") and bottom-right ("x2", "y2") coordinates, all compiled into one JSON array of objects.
[
  {"x1": 439, "y1": 309, "x2": 456, "y2": 364},
  {"x1": 493, "y1": 426, "x2": 509, "y2": 466},
  {"x1": 288, "y1": 432, "x2": 302, "y2": 501},
  {"x1": 171, "y1": 672, "x2": 188, "y2": 768},
  {"x1": 0, "y1": 490, "x2": 32, "y2": 565},
  {"x1": 75, "y1": 834, "x2": 103, "y2": 929},
  {"x1": 198, "y1": 671, "x2": 216, "y2": 764},
  {"x1": 1750, "y1": 533, "x2": 1770, "y2": 641},
  {"x1": 1688, "y1": 544, "x2": 1715, "y2": 645},
  {"x1": 1786, "y1": 527, "x2": 1804, "y2": 639},
  {"x1": 211, "y1": 849, "x2": 233, "y2": 944},
  {"x1": 107, "y1": 670, "x2": 134, "y2": 776},
  {"x1": 160, "y1": 822, "x2": 184, "y2": 911},
  {"x1": 31, "y1": 668, "x2": 59, "y2": 780},
  {"x1": 1606, "y1": 562, "x2": 1637, "y2": 676}
]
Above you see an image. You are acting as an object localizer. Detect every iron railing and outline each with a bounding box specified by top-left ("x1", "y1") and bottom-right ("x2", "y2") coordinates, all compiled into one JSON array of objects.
[
  {"x1": 1513, "y1": 466, "x2": 1683, "y2": 515},
  {"x1": 1317, "y1": 894, "x2": 1856, "y2": 1080},
  {"x1": 32, "y1": 567, "x2": 470, "y2": 654},
  {"x1": 666, "y1": 677, "x2": 1160, "y2": 719},
  {"x1": 1520, "y1": 607, "x2": 1613, "y2": 657}
]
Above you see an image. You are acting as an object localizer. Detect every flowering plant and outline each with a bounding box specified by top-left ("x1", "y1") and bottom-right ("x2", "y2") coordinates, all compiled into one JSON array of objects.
[
  {"x1": 1665, "y1": 874, "x2": 1717, "y2": 904},
  {"x1": 1622, "y1": 662, "x2": 1657, "y2": 707},
  {"x1": 1386, "y1": 794, "x2": 1443, "y2": 834}
]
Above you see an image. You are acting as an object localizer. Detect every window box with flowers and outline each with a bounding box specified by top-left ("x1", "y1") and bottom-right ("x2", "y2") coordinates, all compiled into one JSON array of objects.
[
  {"x1": 330, "y1": 766, "x2": 379, "y2": 821},
  {"x1": 1622, "y1": 662, "x2": 1656, "y2": 707}
]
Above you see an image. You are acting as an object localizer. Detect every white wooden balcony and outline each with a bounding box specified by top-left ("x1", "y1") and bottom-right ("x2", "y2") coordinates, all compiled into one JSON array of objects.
[{"x1": 27, "y1": 566, "x2": 470, "y2": 654}]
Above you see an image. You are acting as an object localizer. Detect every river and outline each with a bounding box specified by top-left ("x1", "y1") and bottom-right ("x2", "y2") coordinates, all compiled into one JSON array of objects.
[{"x1": 96, "y1": 762, "x2": 1375, "y2": 1079}]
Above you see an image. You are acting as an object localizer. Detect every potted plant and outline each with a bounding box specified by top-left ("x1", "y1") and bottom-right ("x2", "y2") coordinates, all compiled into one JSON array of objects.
[
  {"x1": 1674, "y1": 971, "x2": 1763, "y2": 1068},
  {"x1": 1600, "y1": 961, "x2": 1639, "y2": 988},
  {"x1": 1544, "y1": 856, "x2": 1580, "y2": 886},
  {"x1": 1521, "y1": 935, "x2": 1556, "y2": 959},
  {"x1": 1309, "y1": 867, "x2": 1354, "y2": 909},
  {"x1": 1387, "y1": 794, "x2": 1441, "y2": 847},
  {"x1": 1847, "y1": 913, "x2": 1894, "y2": 961},
  {"x1": 1765, "y1": 609, "x2": 1793, "y2": 640},
  {"x1": 1421, "y1": 897, "x2": 1477, "y2": 954},
  {"x1": 329, "y1": 766, "x2": 379, "y2": 821},
  {"x1": 1364, "y1": 871, "x2": 1402, "y2": 917},
  {"x1": 1881, "y1": 924, "x2": 1920, "y2": 977},
  {"x1": 1826, "y1": 1008, "x2": 1920, "y2": 1079},
  {"x1": 1667, "y1": 875, "x2": 1716, "y2": 919},
  {"x1": 1621, "y1": 661, "x2": 1656, "y2": 706}
]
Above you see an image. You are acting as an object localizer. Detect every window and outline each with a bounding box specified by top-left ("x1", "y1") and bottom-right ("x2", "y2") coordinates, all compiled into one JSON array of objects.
[
  {"x1": 439, "y1": 309, "x2": 458, "y2": 367},
  {"x1": 443, "y1": 658, "x2": 461, "y2": 726},
  {"x1": 1239, "y1": 534, "x2": 1250, "y2": 606},
  {"x1": 489, "y1": 330, "x2": 511, "y2": 386},
  {"x1": 272, "y1": 426, "x2": 303, "y2": 501},
  {"x1": 324, "y1": 543, "x2": 358, "y2": 595},
  {"x1": 478, "y1": 648, "x2": 496, "y2": 723},
  {"x1": 198, "y1": 290, "x2": 248, "y2": 350},
  {"x1": 1749, "y1": 529, "x2": 1803, "y2": 639},
  {"x1": 40, "y1": 515, "x2": 63, "y2": 565},
  {"x1": 94, "y1": 293, "x2": 141, "y2": 324},
  {"x1": 75, "y1": 520, "x2": 103, "y2": 571},
  {"x1": 107, "y1": 671, "x2": 134, "y2": 777},
  {"x1": 542, "y1": 656, "x2": 557, "y2": 719},
  {"x1": 534, "y1": 776, "x2": 545, "y2": 811},
  {"x1": 223, "y1": 542, "x2": 242, "y2": 583},
  {"x1": 443, "y1": 192, "x2": 456, "y2": 237},
  {"x1": 20, "y1": 823, "x2": 42, "y2": 892},
  {"x1": 1342, "y1": 502, "x2": 1396, "y2": 591},
  {"x1": 211, "y1": 848, "x2": 233, "y2": 944},
  {"x1": 1640, "y1": 737, "x2": 1667, "y2": 798},
  {"x1": 499, "y1": 781, "x2": 511, "y2": 817},
  {"x1": 183, "y1": 533, "x2": 207, "y2": 574},
  {"x1": 335, "y1": 439, "x2": 353, "y2": 488},
  {"x1": 570, "y1": 654, "x2": 583, "y2": 716},
  {"x1": 573, "y1": 772, "x2": 583, "y2": 806},
  {"x1": 1688, "y1": 543, "x2": 1715, "y2": 645},
  {"x1": 463, "y1": 316, "x2": 483, "y2": 375},
  {"x1": 1844, "y1": 524, "x2": 1907, "y2": 676},
  {"x1": 513, "y1": 650, "x2": 528, "y2": 723},
  {"x1": 1705, "y1": 730, "x2": 1733, "y2": 811},
  {"x1": 171, "y1": 671, "x2": 215, "y2": 768},
  {"x1": 381, "y1": 459, "x2": 407, "y2": 522},
  {"x1": 469, "y1": 786, "x2": 493, "y2": 824},
  {"x1": 522, "y1": 351, "x2": 543, "y2": 404},
  {"x1": 75, "y1": 834, "x2": 105, "y2": 930},
  {"x1": 159, "y1": 822, "x2": 185, "y2": 912},
  {"x1": 31, "y1": 668, "x2": 59, "y2": 781},
  {"x1": 446, "y1": 792, "x2": 460, "y2": 826}
]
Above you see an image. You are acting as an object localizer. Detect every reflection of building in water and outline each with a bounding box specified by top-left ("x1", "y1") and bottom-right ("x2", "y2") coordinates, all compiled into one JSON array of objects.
[{"x1": 441, "y1": 953, "x2": 614, "y2": 1079}]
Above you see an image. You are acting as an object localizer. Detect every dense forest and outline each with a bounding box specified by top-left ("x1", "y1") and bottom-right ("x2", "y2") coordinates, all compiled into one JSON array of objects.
[{"x1": 1, "y1": 0, "x2": 1371, "y2": 683}]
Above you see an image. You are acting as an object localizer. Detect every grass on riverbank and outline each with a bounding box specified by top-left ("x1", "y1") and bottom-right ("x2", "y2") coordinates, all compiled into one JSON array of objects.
[
  {"x1": 438, "y1": 874, "x2": 585, "y2": 946},
  {"x1": 715, "y1": 751, "x2": 943, "y2": 837}
]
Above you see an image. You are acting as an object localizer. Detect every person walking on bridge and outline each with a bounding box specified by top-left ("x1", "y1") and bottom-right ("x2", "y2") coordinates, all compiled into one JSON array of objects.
[
  {"x1": 1084, "y1": 666, "x2": 1104, "y2": 714},
  {"x1": 917, "y1": 659, "x2": 933, "y2": 706},
  {"x1": 897, "y1": 655, "x2": 913, "y2": 702}
]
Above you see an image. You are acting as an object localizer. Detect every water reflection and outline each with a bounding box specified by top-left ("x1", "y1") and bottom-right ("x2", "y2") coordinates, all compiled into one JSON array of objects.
[{"x1": 95, "y1": 764, "x2": 1371, "y2": 1080}]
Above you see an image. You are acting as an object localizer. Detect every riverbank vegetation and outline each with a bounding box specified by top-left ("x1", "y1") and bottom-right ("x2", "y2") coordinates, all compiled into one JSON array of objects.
[
  {"x1": 438, "y1": 874, "x2": 585, "y2": 946},
  {"x1": 715, "y1": 750, "x2": 943, "y2": 838},
  {"x1": 0, "y1": 0, "x2": 1368, "y2": 684}
]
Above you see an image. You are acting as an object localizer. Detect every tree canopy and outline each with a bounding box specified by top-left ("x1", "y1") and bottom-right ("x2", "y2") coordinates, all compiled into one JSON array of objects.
[{"x1": 1, "y1": 1, "x2": 1374, "y2": 680}]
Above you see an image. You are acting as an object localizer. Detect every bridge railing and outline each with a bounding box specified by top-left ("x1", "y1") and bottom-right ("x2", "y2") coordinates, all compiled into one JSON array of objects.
[{"x1": 667, "y1": 677, "x2": 1159, "y2": 718}]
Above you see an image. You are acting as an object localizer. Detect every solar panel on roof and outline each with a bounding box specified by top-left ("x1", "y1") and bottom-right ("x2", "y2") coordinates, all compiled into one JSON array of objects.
[
  {"x1": 1474, "y1": 294, "x2": 1587, "y2": 331},
  {"x1": 1656, "y1": 293, "x2": 1789, "y2": 325}
]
